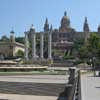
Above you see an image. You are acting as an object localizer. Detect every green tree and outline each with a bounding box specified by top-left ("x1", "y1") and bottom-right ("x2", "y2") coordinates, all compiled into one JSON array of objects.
[
  {"x1": 79, "y1": 33, "x2": 100, "y2": 66},
  {"x1": 73, "y1": 38, "x2": 84, "y2": 51},
  {"x1": 15, "y1": 37, "x2": 24, "y2": 44},
  {"x1": 16, "y1": 50, "x2": 24, "y2": 58},
  {"x1": 0, "y1": 35, "x2": 9, "y2": 42}
]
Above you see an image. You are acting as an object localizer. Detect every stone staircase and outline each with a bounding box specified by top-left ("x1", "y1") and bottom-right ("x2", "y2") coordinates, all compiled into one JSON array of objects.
[{"x1": 52, "y1": 59, "x2": 74, "y2": 67}]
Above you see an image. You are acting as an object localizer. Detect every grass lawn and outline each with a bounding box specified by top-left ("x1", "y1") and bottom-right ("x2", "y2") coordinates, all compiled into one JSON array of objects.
[{"x1": 0, "y1": 70, "x2": 67, "y2": 76}]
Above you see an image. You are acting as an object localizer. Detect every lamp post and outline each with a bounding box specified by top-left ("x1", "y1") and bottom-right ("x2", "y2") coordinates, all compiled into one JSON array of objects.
[
  {"x1": 90, "y1": 57, "x2": 95, "y2": 76},
  {"x1": 92, "y1": 57, "x2": 96, "y2": 76}
]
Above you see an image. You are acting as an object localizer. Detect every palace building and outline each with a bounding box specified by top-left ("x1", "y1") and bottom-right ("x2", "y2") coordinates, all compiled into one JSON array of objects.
[
  {"x1": 26, "y1": 11, "x2": 100, "y2": 60},
  {"x1": 2, "y1": 11, "x2": 99, "y2": 60}
]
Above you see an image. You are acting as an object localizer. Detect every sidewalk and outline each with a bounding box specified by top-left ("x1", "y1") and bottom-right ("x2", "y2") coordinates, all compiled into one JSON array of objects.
[
  {"x1": 0, "y1": 93, "x2": 57, "y2": 100},
  {"x1": 81, "y1": 73, "x2": 100, "y2": 100}
]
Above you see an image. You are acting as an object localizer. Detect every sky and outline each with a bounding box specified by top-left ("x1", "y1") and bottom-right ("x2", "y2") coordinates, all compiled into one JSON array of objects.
[{"x1": 0, "y1": 0, "x2": 100, "y2": 37}]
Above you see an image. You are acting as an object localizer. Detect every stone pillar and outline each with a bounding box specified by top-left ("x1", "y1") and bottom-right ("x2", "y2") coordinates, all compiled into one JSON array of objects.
[
  {"x1": 32, "y1": 33, "x2": 36, "y2": 59},
  {"x1": 48, "y1": 31, "x2": 52, "y2": 59},
  {"x1": 24, "y1": 32, "x2": 29, "y2": 61},
  {"x1": 40, "y1": 33, "x2": 44, "y2": 59}
]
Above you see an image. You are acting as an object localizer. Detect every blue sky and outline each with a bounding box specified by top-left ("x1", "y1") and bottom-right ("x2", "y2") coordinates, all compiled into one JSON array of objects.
[{"x1": 0, "y1": 0, "x2": 100, "y2": 37}]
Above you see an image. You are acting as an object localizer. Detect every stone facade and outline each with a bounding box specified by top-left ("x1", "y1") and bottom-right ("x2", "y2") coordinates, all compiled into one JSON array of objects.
[
  {"x1": 26, "y1": 11, "x2": 100, "y2": 59},
  {"x1": 0, "y1": 30, "x2": 25, "y2": 58}
]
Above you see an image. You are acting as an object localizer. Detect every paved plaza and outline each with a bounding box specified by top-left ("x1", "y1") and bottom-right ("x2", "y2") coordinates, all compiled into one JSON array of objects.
[
  {"x1": 81, "y1": 73, "x2": 100, "y2": 100},
  {"x1": 0, "y1": 75, "x2": 67, "y2": 100},
  {"x1": 0, "y1": 75, "x2": 68, "y2": 83},
  {"x1": 0, "y1": 93, "x2": 57, "y2": 100}
]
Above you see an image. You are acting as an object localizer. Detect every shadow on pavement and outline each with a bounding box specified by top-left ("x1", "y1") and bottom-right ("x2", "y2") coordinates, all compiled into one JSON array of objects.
[
  {"x1": 95, "y1": 87, "x2": 100, "y2": 88},
  {"x1": 0, "y1": 99, "x2": 9, "y2": 100},
  {"x1": 0, "y1": 81, "x2": 65, "y2": 96},
  {"x1": 57, "y1": 87, "x2": 67, "y2": 100}
]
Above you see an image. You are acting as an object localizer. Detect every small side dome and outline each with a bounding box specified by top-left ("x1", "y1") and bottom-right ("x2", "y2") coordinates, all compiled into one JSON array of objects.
[
  {"x1": 30, "y1": 24, "x2": 35, "y2": 32},
  {"x1": 10, "y1": 30, "x2": 14, "y2": 34}
]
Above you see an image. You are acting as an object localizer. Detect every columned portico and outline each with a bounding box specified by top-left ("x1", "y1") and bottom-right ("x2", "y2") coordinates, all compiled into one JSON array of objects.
[{"x1": 24, "y1": 26, "x2": 53, "y2": 64}]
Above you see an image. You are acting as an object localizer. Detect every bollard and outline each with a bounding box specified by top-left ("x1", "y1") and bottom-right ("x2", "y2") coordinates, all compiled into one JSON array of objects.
[
  {"x1": 58, "y1": 68, "x2": 80, "y2": 100},
  {"x1": 68, "y1": 67, "x2": 76, "y2": 84}
]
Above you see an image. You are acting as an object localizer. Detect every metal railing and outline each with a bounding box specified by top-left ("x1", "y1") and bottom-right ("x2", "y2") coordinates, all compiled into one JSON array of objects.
[{"x1": 57, "y1": 68, "x2": 81, "y2": 100}]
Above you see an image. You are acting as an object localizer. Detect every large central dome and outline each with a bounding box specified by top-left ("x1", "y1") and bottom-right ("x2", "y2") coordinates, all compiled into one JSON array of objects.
[
  {"x1": 61, "y1": 11, "x2": 70, "y2": 28},
  {"x1": 59, "y1": 11, "x2": 71, "y2": 32}
]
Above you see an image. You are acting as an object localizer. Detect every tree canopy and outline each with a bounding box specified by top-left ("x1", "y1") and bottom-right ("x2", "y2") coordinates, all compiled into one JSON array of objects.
[{"x1": 79, "y1": 33, "x2": 100, "y2": 66}]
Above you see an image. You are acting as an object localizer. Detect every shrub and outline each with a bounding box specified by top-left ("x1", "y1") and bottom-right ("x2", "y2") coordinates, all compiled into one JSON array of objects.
[{"x1": 16, "y1": 50, "x2": 24, "y2": 58}]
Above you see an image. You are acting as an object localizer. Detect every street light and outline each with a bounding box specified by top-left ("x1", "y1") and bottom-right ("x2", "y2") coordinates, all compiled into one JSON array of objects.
[
  {"x1": 92, "y1": 57, "x2": 96, "y2": 76},
  {"x1": 89, "y1": 57, "x2": 95, "y2": 76}
]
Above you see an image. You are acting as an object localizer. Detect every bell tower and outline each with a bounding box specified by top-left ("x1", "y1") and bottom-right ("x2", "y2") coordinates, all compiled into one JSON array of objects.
[
  {"x1": 83, "y1": 17, "x2": 89, "y2": 32},
  {"x1": 44, "y1": 18, "x2": 49, "y2": 32},
  {"x1": 10, "y1": 29, "x2": 15, "y2": 43},
  {"x1": 83, "y1": 17, "x2": 90, "y2": 42}
]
